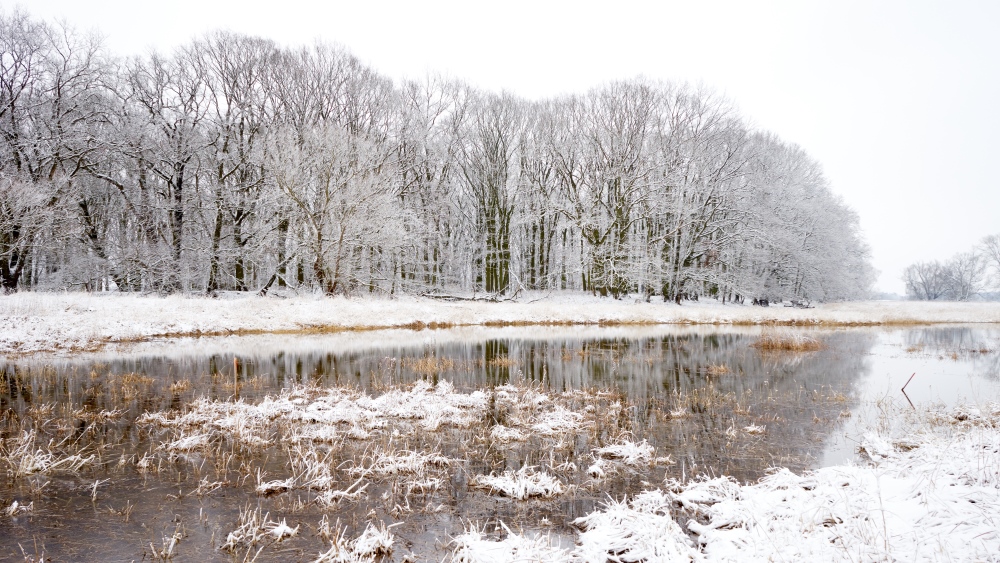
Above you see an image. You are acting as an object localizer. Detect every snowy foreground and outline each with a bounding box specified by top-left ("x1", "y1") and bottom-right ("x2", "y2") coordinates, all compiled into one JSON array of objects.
[
  {"x1": 2, "y1": 291, "x2": 1000, "y2": 355},
  {"x1": 454, "y1": 402, "x2": 1000, "y2": 563},
  {"x1": 132, "y1": 379, "x2": 1000, "y2": 562}
]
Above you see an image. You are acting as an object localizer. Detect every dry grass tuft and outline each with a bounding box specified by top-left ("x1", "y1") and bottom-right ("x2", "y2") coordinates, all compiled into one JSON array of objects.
[
  {"x1": 168, "y1": 379, "x2": 191, "y2": 393},
  {"x1": 403, "y1": 356, "x2": 455, "y2": 375},
  {"x1": 751, "y1": 331, "x2": 824, "y2": 352},
  {"x1": 705, "y1": 364, "x2": 730, "y2": 376},
  {"x1": 487, "y1": 355, "x2": 518, "y2": 368}
]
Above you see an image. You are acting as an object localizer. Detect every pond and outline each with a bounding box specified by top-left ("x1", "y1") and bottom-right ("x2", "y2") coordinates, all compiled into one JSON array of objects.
[{"x1": 1, "y1": 325, "x2": 998, "y2": 561}]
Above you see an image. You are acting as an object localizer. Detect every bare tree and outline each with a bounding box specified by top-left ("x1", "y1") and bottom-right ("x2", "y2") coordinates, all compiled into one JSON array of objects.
[
  {"x1": 944, "y1": 251, "x2": 987, "y2": 301},
  {"x1": 0, "y1": 11, "x2": 106, "y2": 292},
  {"x1": 269, "y1": 124, "x2": 401, "y2": 295},
  {"x1": 190, "y1": 32, "x2": 277, "y2": 292},
  {"x1": 2, "y1": 9, "x2": 877, "y2": 302},
  {"x1": 395, "y1": 75, "x2": 464, "y2": 292},
  {"x1": 980, "y1": 234, "x2": 1000, "y2": 290},
  {"x1": 456, "y1": 91, "x2": 525, "y2": 295},
  {"x1": 903, "y1": 261, "x2": 950, "y2": 300}
]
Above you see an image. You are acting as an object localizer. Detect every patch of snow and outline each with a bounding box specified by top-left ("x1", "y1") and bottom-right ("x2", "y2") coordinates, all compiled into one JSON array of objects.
[
  {"x1": 313, "y1": 521, "x2": 394, "y2": 563},
  {"x1": 6, "y1": 292, "x2": 999, "y2": 356},
  {"x1": 447, "y1": 402, "x2": 1000, "y2": 562},
  {"x1": 574, "y1": 490, "x2": 700, "y2": 562},
  {"x1": 472, "y1": 467, "x2": 564, "y2": 499},
  {"x1": 452, "y1": 522, "x2": 570, "y2": 563},
  {"x1": 593, "y1": 438, "x2": 656, "y2": 465}
]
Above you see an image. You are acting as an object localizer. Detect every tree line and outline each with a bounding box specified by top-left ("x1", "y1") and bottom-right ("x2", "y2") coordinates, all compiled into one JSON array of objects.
[
  {"x1": 903, "y1": 234, "x2": 1000, "y2": 301},
  {"x1": 0, "y1": 9, "x2": 874, "y2": 301}
]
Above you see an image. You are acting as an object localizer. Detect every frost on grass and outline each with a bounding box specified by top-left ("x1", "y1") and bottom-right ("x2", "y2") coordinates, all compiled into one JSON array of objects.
[
  {"x1": 452, "y1": 499, "x2": 698, "y2": 563},
  {"x1": 574, "y1": 490, "x2": 700, "y2": 562},
  {"x1": 593, "y1": 437, "x2": 656, "y2": 466},
  {"x1": 254, "y1": 446, "x2": 366, "y2": 502},
  {"x1": 313, "y1": 520, "x2": 394, "y2": 563},
  {"x1": 452, "y1": 522, "x2": 571, "y2": 563},
  {"x1": 139, "y1": 380, "x2": 604, "y2": 454},
  {"x1": 2, "y1": 430, "x2": 95, "y2": 477},
  {"x1": 531, "y1": 405, "x2": 587, "y2": 435},
  {"x1": 349, "y1": 448, "x2": 451, "y2": 478},
  {"x1": 222, "y1": 506, "x2": 298, "y2": 553},
  {"x1": 447, "y1": 402, "x2": 1000, "y2": 563},
  {"x1": 669, "y1": 402, "x2": 1000, "y2": 562},
  {"x1": 489, "y1": 424, "x2": 525, "y2": 442},
  {"x1": 5, "y1": 500, "x2": 33, "y2": 517},
  {"x1": 164, "y1": 432, "x2": 213, "y2": 452},
  {"x1": 138, "y1": 380, "x2": 606, "y2": 501},
  {"x1": 472, "y1": 467, "x2": 564, "y2": 499},
  {"x1": 140, "y1": 380, "x2": 488, "y2": 450}
]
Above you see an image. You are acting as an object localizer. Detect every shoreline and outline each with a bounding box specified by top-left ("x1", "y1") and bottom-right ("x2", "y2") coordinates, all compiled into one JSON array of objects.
[{"x1": 3, "y1": 291, "x2": 1000, "y2": 357}]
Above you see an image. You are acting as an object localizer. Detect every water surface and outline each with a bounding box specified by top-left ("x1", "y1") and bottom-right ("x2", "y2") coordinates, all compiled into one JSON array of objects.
[{"x1": 1, "y1": 325, "x2": 997, "y2": 561}]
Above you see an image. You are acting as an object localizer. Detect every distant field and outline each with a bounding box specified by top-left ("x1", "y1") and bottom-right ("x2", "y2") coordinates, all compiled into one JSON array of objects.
[{"x1": 2, "y1": 291, "x2": 999, "y2": 356}]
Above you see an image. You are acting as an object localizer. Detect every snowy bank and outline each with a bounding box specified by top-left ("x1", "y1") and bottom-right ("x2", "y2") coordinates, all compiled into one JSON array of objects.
[
  {"x1": 452, "y1": 402, "x2": 1000, "y2": 562},
  {"x1": 2, "y1": 291, "x2": 999, "y2": 355}
]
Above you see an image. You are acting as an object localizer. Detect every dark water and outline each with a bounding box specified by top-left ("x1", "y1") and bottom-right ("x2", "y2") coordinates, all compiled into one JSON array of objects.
[{"x1": 1, "y1": 325, "x2": 997, "y2": 561}]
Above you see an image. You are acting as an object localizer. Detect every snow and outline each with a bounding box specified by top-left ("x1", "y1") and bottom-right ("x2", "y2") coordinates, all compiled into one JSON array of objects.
[
  {"x1": 452, "y1": 522, "x2": 570, "y2": 563},
  {"x1": 313, "y1": 521, "x2": 395, "y2": 563},
  {"x1": 471, "y1": 466, "x2": 565, "y2": 499},
  {"x1": 5, "y1": 500, "x2": 32, "y2": 517},
  {"x1": 575, "y1": 491, "x2": 701, "y2": 562},
  {"x1": 593, "y1": 438, "x2": 657, "y2": 465},
  {"x1": 3, "y1": 291, "x2": 1000, "y2": 356},
  {"x1": 5, "y1": 291, "x2": 1000, "y2": 560},
  {"x1": 3, "y1": 430, "x2": 95, "y2": 477},
  {"x1": 450, "y1": 402, "x2": 1000, "y2": 562}
]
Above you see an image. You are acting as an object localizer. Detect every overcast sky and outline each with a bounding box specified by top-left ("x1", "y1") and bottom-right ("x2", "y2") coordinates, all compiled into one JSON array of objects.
[{"x1": 12, "y1": 0, "x2": 1000, "y2": 294}]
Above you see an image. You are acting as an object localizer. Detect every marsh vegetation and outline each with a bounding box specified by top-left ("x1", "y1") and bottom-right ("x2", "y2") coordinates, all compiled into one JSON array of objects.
[{"x1": 1, "y1": 326, "x2": 997, "y2": 561}]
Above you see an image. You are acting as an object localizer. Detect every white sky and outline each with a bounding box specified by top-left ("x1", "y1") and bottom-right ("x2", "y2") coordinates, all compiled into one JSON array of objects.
[{"x1": 11, "y1": 0, "x2": 1000, "y2": 294}]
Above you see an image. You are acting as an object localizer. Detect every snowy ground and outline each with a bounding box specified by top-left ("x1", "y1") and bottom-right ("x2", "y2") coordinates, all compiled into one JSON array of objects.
[
  {"x1": 130, "y1": 382, "x2": 1000, "y2": 562},
  {"x1": 454, "y1": 401, "x2": 1000, "y2": 563},
  {"x1": 2, "y1": 291, "x2": 999, "y2": 356}
]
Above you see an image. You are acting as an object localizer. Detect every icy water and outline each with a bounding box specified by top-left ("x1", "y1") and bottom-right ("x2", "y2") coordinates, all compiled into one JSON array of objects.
[{"x1": 1, "y1": 325, "x2": 998, "y2": 562}]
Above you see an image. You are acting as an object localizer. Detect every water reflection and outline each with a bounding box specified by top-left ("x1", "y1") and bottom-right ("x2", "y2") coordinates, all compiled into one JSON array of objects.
[{"x1": 2, "y1": 325, "x2": 998, "y2": 562}]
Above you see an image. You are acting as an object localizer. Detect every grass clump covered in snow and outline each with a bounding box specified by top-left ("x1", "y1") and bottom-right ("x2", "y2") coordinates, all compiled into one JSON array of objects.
[{"x1": 471, "y1": 466, "x2": 565, "y2": 499}]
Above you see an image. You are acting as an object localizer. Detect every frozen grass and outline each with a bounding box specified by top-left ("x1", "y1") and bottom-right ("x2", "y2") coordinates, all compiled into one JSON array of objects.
[
  {"x1": 489, "y1": 424, "x2": 525, "y2": 442},
  {"x1": 5, "y1": 500, "x2": 32, "y2": 517},
  {"x1": 452, "y1": 522, "x2": 569, "y2": 563},
  {"x1": 574, "y1": 491, "x2": 700, "y2": 562},
  {"x1": 313, "y1": 520, "x2": 394, "y2": 563},
  {"x1": 140, "y1": 380, "x2": 488, "y2": 445},
  {"x1": 1, "y1": 430, "x2": 95, "y2": 477},
  {"x1": 138, "y1": 380, "x2": 601, "y2": 470},
  {"x1": 531, "y1": 406, "x2": 587, "y2": 435},
  {"x1": 451, "y1": 493, "x2": 698, "y2": 563},
  {"x1": 593, "y1": 437, "x2": 656, "y2": 466},
  {"x1": 457, "y1": 401, "x2": 1000, "y2": 562},
  {"x1": 349, "y1": 448, "x2": 452, "y2": 477},
  {"x1": 471, "y1": 467, "x2": 565, "y2": 499},
  {"x1": 222, "y1": 505, "x2": 298, "y2": 554},
  {"x1": 4, "y1": 291, "x2": 1000, "y2": 356},
  {"x1": 134, "y1": 379, "x2": 612, "y2": 519}
]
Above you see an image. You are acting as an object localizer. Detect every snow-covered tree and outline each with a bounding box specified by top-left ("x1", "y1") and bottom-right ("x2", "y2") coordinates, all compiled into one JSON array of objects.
[{"x1": 1, "y1": 9, "x2": 875, "y2": 302}]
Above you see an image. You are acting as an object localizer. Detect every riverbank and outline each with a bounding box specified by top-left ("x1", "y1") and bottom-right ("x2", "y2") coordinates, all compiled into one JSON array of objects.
[
  {"x1": 454, "y1": 400, "x2": 1000, "y2": 562},
  {"x1": 3, "y1": 291, "x2": 1000, "y2": 356}
]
